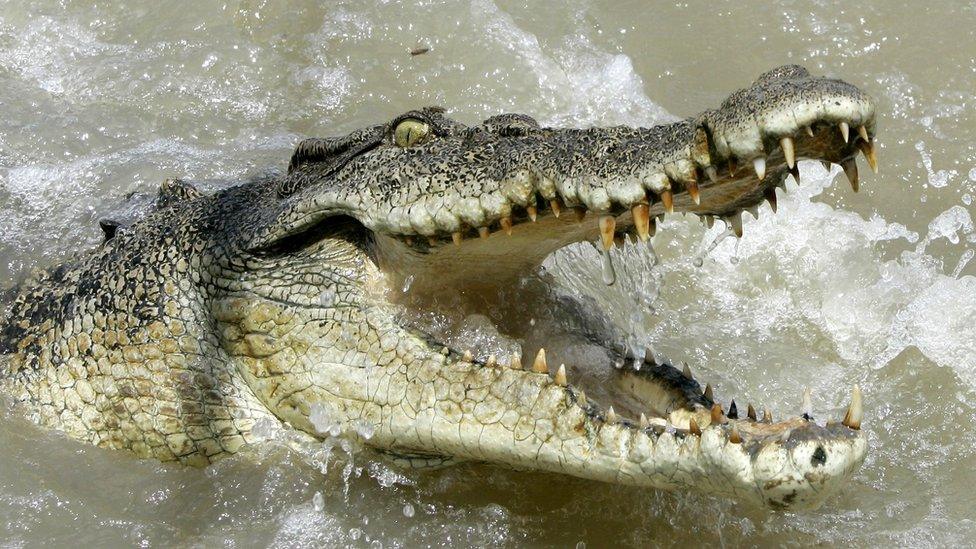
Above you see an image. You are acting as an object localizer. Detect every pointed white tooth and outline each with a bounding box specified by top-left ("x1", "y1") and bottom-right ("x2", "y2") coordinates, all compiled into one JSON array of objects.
[
  {"x1": 639, "y1": 413, "x2": 650, "y2": 429},
  {"x1": 486, "y1": 354, "x2": 497, "y2": 367},
  {"x1": 599, "y1": 215, "x2": 616, "y2": 251},
  {"x1": 682, "y1": 362, "x2": 693, "y2": 379},
  {"x1": 532, "y1": 348, "x2": 548, "y2": 373},
  {"x1": 606, "y1": 406, "x2": 618, "y2": 424},
  {"x1": 728, "y1": 211, "x2": 743, "y2": 237},
  {"x1": 753, "y1": 157, "x2": 766, "y2": 180},
  {"x1": 839, "y1": 122, "x2": 850, "y2": 143},
  {"x1": 509, "y1": 353, "x2": 522, "y2": 369},
  {"x1": 858, "y1": 125, "x2": 869, "y2": 143},
  {"x1": 462, "y1": 350, "x2": 473, "y2": 362},
  {"x1": 705, "y1": 166, "x2": 718, "y2": 183},
  {"x1": 842, "y1": 158, "x2": 859, "y2": 192},
  {"x1": 780, "y1": 136, "x2": 796, "y2": 169},
  {"x1": 805, "y1": 125, "x2": 815, "y2": 137},
  {"x1": 842, "y1": 384, "x2": 863, "y2": 430},
  {"x1": 802, "y1": 387, "x2": 813, "y2": 417},
  {"x1": 632, "y1": 204, "x2": 651, "y2": 242},
  {"x1": 554, "y1": 364, "x2": 567, "y2": 386}
]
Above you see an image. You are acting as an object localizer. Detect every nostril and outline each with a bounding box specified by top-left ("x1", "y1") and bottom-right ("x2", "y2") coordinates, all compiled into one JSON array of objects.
[{"x1": 811, "y1": 446, "x2": 827, "y2": 467}]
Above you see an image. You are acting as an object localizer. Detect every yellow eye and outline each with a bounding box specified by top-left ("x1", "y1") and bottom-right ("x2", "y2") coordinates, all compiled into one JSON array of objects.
[{"x1": 394, "y1": 118, "x2": 430, "y2": 148}]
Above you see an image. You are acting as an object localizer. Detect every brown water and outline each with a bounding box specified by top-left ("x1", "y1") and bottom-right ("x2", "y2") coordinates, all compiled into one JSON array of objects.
[{"x1": 1, "y1": 1, "x2": 975, "y2": 546}]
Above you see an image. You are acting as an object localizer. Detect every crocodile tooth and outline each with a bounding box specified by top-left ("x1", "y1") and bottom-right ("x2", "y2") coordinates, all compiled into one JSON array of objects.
[
  {"x1": 606, "y1": 406, "x2": 618, "y2": 424},
  {"x1": 859, "y1": 140, "x2": 878, "y2": 174},
  {"x1": 688, "y1": 417, "x2": 701, "y2": 435},
  {"x1": 728, "y1": 211, "x2": 743, "y2": 238},
  {"x1": 639, "y1": 413, "x2": 650, "y2": 429},
  {"x1": 478, "y1": 226, "x2": 490, "y2": 239},
  {"x1": 644, "y1": 347, "x2": 656, "y2": 365},
  {"x1": 661, "y1": 189, "x2": 674, "y2": 214},
  {"x1": 728, "y1": 400, "x2": 739, "y2": 420},
  {"x1": 452, "y1": 232, "x2": 463, "y2": 246},
  {"x1": 729, "y1": 425, "x2": 742, "y2": 444},
  {"x1": 781, "y1": 136, "x2": 796, "y2": 169},
  {"x1": 687, "y1": 180, "x2": 701, "y2": 205},
  {"x1": 532, "y1": 348, "x2": 548, "y2": 373},
  {"x1": 764, "y1": 187, "x2": 778, "y2": 213},
  {"x1": 802, "y1": 387, "x2": 813, "y2": 418},
  {"x1": 728, "y1": 157, "x2": 738, "y2": 177},
  {"x1": 839, "y1": 121, "x2": 850, "y2": 143},
  {"x1": 857, "y1": 125, "x2": 870, "y2": 143},
  {"x1": 632, "y1": 204, "x2": 651, "y2": 241},
  {"x1": 747, "y1": 205, "x2": 760, "y2": 220},
  {"x1": 404, "y1": 236, "x2": 414, "y2": 246},
  {"x1": 549, "y1": 199, "x2": 562, "y2": 218},
  {"x1": 462, "y1": 349, "x2": 473, "y2": 362},
  {"x1": 573, "y1": 207, "x2": 587, "y2": 222},
  {"x1": 428, "y1": 236, "x2": 438, "y2": 247},
  {"x1": 486, "y1": 354, "x2": 497, "y2": 367},
  {"x1": 705, "y1": 166, "x2": 718, "y2": 183},
  {"x1": 789, "y1": 163, "x2": 800, "y2": 184},
  {"x1": 599, "y1": 215, "x2": 616, "y2": 251},
  {"x1": 703, "y1": 383, "x2": 714, "y2": 401},
  {"x1": 682, "y1": 362, "x2": 693, "y2": 379},
  {"x1": 821, "y1": 160, "x2": 832, "y2": 171},
  {"x1": 526, "y1": 205, "x2": 538, "y2": 222},
  {"x1": 842, "y1": 384, "x2": 863, "y2": 430},
  {"x1": 842, "y1": 158, "x2": 859, "y2": 192},
  {"x1": 763, "y1": 409, "x2": 772, "y2": 423},
  {"x1": 747, "y1": 403, "x2": 757, "y2": 421},
  {"x1": 711, "y1": 403, "x2": 725, "y2": 424},
  {"x1": 509, "y1": 353, "x2": 522, "y2": 369},
  {"x1": 577, "y1": 389, "x2": 587, "y2": 406},
  {"x1": 753, "y1": 157, "x2": 766, "y2": 180},
  {"x1": 554, "y1": 363, "x2": 567, "y2": 386},
  {"x1": 805, "y1": 125, "x2": 815, "y2": 137},
  {"x1": 500, "y1": 216, "x2": 513, "y2": 235},
  {"x1": 705, "y1": 215, "x2": 714, "y2": 229}
]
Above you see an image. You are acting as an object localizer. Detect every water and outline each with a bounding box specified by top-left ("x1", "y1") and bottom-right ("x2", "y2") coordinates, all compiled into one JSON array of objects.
[{"x1": 1, "y1": 0, "x2": 975, "y2": 546}]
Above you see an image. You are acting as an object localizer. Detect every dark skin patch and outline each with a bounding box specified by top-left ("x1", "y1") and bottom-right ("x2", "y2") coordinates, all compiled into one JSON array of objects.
[{"x1": 811, "y1": 445, "x2": 827, "y2": 467}]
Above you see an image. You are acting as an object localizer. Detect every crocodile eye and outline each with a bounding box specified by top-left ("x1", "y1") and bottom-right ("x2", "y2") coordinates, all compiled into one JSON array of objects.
[{"x1": 394, "y1": 119, "x2": 430, "y2": 148}]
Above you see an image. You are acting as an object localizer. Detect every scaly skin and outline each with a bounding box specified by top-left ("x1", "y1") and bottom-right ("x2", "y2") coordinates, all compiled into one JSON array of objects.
[{"x1": 0, "y1": 65, "x2": 874, "y2": 510}]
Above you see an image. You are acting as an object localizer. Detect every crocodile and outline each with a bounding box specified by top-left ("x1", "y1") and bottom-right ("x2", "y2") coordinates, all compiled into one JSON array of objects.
[{"x1": 0, "y1": 65, "x2": 875, "y2": 510}]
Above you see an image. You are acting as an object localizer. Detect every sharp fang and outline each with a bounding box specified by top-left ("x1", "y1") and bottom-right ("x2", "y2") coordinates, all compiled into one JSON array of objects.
[
  {"x1": 549, "y1": 199, "x2": 562, "y2": 218},
  {"x1": 427, "y1": 236, "x2": 438, "y2": 247},
  {"x1": 639, "y1": 413, "x2": 650, "y2": 429},
  {"x1": 573, "y1": 207, "x2": 586, "y2": 222},
  {"x1": 526, "y1": 205, "x2": 538, "y2": 222},
  {"x1": 687, "y1": 181, "x2": 701, "y2": 205},
  {"x1": 728, "y1": 211, "x2": 743, "y2": 238},
  {"x1": 599, "y1": 215, "x2": 616, "y2": 251},
  {"x1": 781, "y1": 136, "x2": 796, "y2": 169},
  {"x1": 710, "y1": 403, "x2": 725, "y2": 425},
  {"x1": 462, "y1": 350, "x2": 473, "y2": 362},
  {"x1": 765, "y1": 187, "x2": 778, "y2": 213},
  {"x1": 606, "y1": 407, "x2": 618, "y2": 425},
  {"x1": 689, "y1": 417, "x2": 701, "y2": 436},
  {"x1": 500, "y1": 216, "x2": 513, "y2": 235},
  {"x1": 486, "y1": 354, "x2": 497, "y2": 368},
  {"x1": 729, "y1": 425, "x2": 742, "y2": 444},
  {"x1": 554, "y1": 363, "x2": 567, "y2": 386},
  {"x1": 705, "y1": 166, "x2": 718, "y2": 183},
  {"x1": 753, "y1": 157, "x2": 766, "y2": 180},
  {"x1": 728, "y1": 400, "x2": 739, "y2": 420},
  {"x1": 452, "y1": 232, "x2": 463, "y2": 246},
  {"x1": 682, "y1": 362, "x2": 693, "y2": 379},
  {"x1": 859, "y1": 140, "x2": 879, "y2": 174},
  {"x1": 728, "y1": 157, "x2": 738, "y2": 176},
  {"x1": 703, "y1": 383, "x2": 714, "y2": 402},
  {"x1": 404, "y1": 236, "x2": 414, "y2": 246},
  {"x1": 842, "y1": 158, "x2": 859, "y2": 192},
  {"x1": 802, "y1": 387, "x2": 813, "y2": 417},
  {"x1": 842, "y1": 384, "x2": 863, "y2": 430},
  {"x1": 747, "y1": 403, "x2": 757, "y2": 421},
  {"x1": 839, "y1": 121, "x2": 850, "y2": 143},
  {"x1": 478, "y1": 226, "x2": 490, "y2": 239},
  {"x1": 821, "y1": 160, "x2": 832, "y2": 171},
  {"x1": 509, "y1": 353, "x2": 522, "y2": 369},
  {"x1": 763, "y1": 409, "x2": 772, "y2": 423},
  {"x1": 805, "y1": 125, "x2": 815, "y2": 137},
  {"x1": 789, "y1": 164, "x2": 800, "y2": 184},
  {"x1": 858, "y1": 125, "x2": 869, "y2": 143},
  {"x1": 705, "y1": 215, "x2": 714, "y2": 229},
  {"x1": 532, "y1": 348, "x2": 548, "y2": 373},
  {"x1": 661, "y1": 190, "x2": 674, "y2": 214},
  {"x1": 632, "y1": 204, "x2": 651, "y2": 241}
]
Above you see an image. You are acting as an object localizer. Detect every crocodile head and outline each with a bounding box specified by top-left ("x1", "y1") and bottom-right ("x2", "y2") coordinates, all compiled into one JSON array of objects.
[
  {"x1": 227, "y1": 65, "x2": 874, "y2": 510},
  {"x1": 1, "y1": 65, "x2": 874, "y2": 511}
]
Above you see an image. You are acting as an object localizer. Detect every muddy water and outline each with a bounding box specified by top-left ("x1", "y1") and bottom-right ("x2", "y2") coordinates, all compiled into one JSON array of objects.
[{"x1": 1, "y1": 1, "x2": 975, "y2": 546}]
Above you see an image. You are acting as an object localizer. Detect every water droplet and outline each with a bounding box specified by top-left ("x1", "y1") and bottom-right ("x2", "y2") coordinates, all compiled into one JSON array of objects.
[
  {"x1": 403, "y1": 503, "x2": 415, "y2": 517},
  {"x1": 401, "y1": 274, "x2": 415, "y2": 293},
  {"x1": 312, "y1": 491, "x2": 324, "y2": 512}
]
